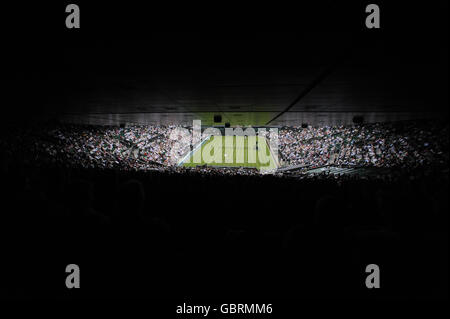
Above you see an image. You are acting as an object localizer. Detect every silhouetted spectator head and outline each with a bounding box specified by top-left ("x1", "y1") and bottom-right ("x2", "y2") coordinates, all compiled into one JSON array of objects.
[
  {"x1": 313, "y1": 195, "x2": 350, "y2": 230},
  {"x1": 65, "y1": 179, "x2": 94, "y2": 210},
  {"x1": 117, "y1": 179, "x2": 145, "y2": 218}
]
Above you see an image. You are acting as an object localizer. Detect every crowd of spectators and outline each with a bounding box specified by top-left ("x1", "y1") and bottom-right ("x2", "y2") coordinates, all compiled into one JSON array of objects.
[
  {"x1": 278, "y1": 121, "x2": 449, "y2": 169},
  {"x1": 0, "y1": 120, "x2": 448, "y2": 177},
  {"x1": 0, "y1": 124, "x2": 184, "y2": 170}
]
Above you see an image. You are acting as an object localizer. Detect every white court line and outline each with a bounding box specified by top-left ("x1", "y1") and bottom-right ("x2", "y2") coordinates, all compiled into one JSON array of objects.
[
  {"x1": 177, "y1": 135, "x2": 212, "y2": 166},
  {"x1": 265, "y1": 137, "x2": 279, "y2": 170}
]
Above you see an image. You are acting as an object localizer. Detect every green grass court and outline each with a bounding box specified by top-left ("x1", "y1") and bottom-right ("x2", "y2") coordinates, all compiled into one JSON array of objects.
[{"x1": 181, "y1": 135, "x2": 278, "y2": 172}]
